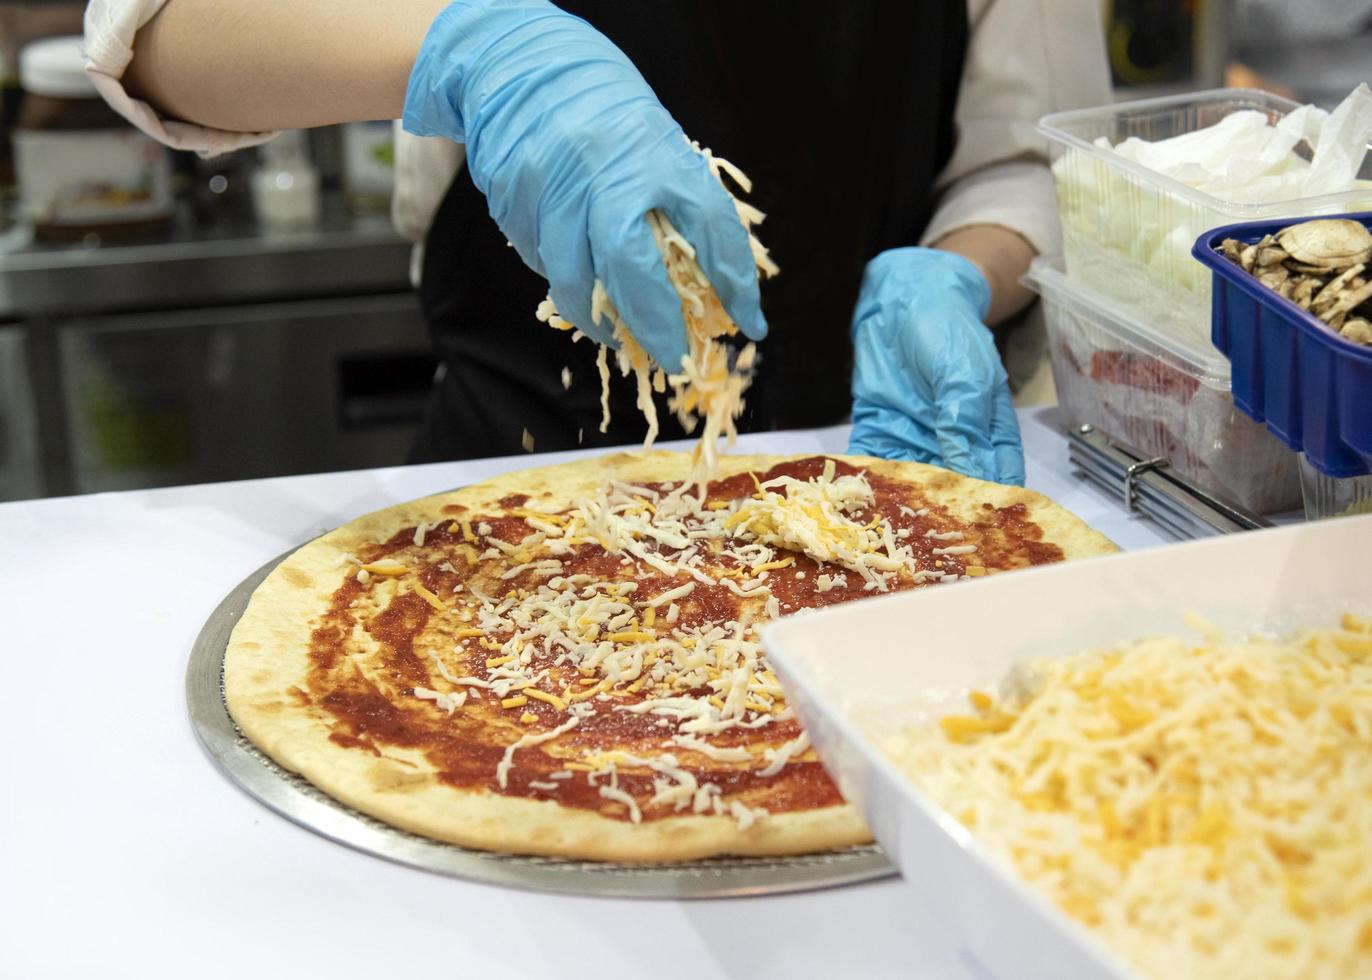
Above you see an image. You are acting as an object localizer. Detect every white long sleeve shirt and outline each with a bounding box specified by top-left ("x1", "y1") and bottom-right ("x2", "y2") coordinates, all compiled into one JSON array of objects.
[{"x1": 83, "y1": 0, "x2": 1110, "y2": 263}]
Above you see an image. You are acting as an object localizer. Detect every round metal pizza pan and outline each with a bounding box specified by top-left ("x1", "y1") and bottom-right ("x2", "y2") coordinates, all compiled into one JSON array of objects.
[{"x1": 186, "y1": 547, "x2": 897, "y2": 899}]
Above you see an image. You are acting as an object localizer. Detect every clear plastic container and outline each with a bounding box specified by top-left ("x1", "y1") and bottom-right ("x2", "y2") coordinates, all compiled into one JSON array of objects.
[
  {"x1": 1039, "y1": 88, "x2": 1372, "y2": 354},
  {"x1": 1025, "y1": 256, "x2": 1301, "y2": 514},
  {"x1": 1300, "y1": 455, "x2": 1372, "y2": 520}
]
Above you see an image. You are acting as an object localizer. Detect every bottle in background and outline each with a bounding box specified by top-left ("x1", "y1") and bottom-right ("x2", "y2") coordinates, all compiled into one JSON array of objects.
[{"x1": 251, "y1": 130, "x2": 321, "y2": 232}]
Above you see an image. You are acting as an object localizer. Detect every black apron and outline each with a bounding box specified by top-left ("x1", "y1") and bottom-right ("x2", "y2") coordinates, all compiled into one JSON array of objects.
[{"x1": 413, "y1": 1, "x2": 967, "y2": 462}]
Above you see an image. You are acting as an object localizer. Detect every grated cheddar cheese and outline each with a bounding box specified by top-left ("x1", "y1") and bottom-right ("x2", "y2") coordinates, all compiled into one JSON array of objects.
[
  {"x1": 882, "y1": 614, "x2": 1372, "y2": 980},
  {"x1": 726, "y1": 459, "x2": 934, "y2": 591}
]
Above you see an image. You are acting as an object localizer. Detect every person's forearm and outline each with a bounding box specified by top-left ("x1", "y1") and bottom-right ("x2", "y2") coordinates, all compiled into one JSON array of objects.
[
  {"x1": 932, "y1": 224, "x2": 1037, "y2": 328},
  {"x1": 124, "y1": 0, "x2": 450, "y2": 132}
]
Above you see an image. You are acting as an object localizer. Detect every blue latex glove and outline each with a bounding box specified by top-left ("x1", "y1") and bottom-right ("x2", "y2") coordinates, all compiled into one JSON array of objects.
[
  {"x1": 848, "y1": 248, "x2": 1025, "y2": 486},
  {"x1": 402, "y1": 0, "x2": 766, "y2": 369}
]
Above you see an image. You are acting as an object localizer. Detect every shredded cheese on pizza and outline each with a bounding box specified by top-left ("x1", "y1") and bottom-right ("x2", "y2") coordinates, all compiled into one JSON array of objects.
[
  {"x1": 354, "y1": 462, "x2": 981, "y2": 832},
  {"x1": 881, "y1": 614, "x2": 1372, "y2": 980},
  {"x1": 725, "y1": 459, "x2": 931, "y2": 592},
  {"x1": 535, "y1": 141, "x2": 778, "y2": 482}
]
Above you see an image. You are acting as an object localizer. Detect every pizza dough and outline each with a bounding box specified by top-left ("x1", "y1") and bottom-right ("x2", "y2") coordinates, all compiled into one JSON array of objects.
[{"x1": 225, "y1": 452, "x2": 1116, "y2": 862}]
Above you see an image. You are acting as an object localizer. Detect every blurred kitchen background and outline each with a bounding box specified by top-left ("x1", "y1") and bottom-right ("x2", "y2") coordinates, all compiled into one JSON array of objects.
[{"x1": 0, "y1": 0, "x2": 1368, "y2": 501}]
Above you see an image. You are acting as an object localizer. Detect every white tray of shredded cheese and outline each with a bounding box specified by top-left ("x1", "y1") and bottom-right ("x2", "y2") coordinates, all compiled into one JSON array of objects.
[{"x1": 764, "y1": 515, "x2": 1372, "y2": 980}]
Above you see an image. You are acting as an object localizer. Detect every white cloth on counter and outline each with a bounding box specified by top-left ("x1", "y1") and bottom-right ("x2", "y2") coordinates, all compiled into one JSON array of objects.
[{"x1": 83, "y1": 0, "x2": 1110, "y2": 262}]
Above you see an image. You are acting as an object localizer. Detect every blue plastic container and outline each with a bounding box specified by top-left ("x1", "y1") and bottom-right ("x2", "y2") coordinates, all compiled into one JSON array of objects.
[{"x1": 1194, "y1": 213, "x2": 1372, "y2": 479}]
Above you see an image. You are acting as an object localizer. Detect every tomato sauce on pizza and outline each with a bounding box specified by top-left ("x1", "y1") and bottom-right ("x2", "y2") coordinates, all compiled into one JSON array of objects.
[{"x1": 298, "y1": 456, "x2": 1065, "y2": 825}]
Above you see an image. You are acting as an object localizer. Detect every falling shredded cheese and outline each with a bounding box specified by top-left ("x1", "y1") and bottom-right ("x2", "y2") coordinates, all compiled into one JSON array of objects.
[
  {"x1": 881, "y1": 614, "x2": 1372, "y2": 980},
  {"x1": 534, "y1": 139, "x2": 777, "y2": 482}
]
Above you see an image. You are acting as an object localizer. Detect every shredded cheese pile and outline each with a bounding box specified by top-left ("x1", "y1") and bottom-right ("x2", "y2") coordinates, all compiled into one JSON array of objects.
[
  {"x1": 536, "y1": 141, "x2": 778, "y2": 481},
  {"x1": 726, "y1": 459, "x2": 920, "y2": 591},
  {"x1": 881, "y1": 614, "x2": 1372, "y2": 980}
]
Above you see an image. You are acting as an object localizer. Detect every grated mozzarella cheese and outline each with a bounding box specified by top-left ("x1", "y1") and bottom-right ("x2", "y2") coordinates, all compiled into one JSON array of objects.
[
  {"x1": 757, "y1": 730, "x2": 810, "y2": 778},
  {"x1": 598, "y1": 784, "x2": 643, "y2": 824},
  {"x1": 728, "y1": 800, "x2": 770, "y2": 831},
  {"x1": 672, "y1": 734, "x2": 753, "y2": 763},
  {"x1": 412, "y1": 686, "x2": 468, "y2": 715},
  {"x1": 496, "y1": 715, "x2": 581, "y2": 789},
  {"x1": 726, "y1": 465, "x2": 916, "y2": 591},
  {"x1": 380, "y1": 457, "x2": 996, "y2": 830}
]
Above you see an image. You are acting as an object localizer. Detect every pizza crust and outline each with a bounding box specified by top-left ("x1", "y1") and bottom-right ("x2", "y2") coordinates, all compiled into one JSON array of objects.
[{"x1": 226, "y1": 452, "x2": 1116, "y2": 861}]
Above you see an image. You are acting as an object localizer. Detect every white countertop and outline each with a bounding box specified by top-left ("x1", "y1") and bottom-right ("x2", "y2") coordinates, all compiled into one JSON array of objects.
[{"x1": 0, "y1": 407, "x2": 1171, "y2": 980}]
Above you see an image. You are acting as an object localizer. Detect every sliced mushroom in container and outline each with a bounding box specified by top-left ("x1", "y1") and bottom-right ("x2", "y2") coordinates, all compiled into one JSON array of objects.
[{"x1": 1218, "y1": 218, "x2": 1372, "y2": 346}]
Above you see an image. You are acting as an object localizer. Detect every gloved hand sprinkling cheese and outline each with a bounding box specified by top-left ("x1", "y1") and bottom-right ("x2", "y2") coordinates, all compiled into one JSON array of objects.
[
  {"x1": 403, "y1": 0, "x2": 776, "y2": 474},
  {"x1": 538, "y1": 148, "x2": 777, "y2": 476}
]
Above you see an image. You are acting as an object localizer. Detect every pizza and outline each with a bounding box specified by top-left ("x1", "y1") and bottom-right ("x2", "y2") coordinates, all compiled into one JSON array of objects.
[{"x1": 225, "y1": 452, "x2": 1116, "y2": 862}]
